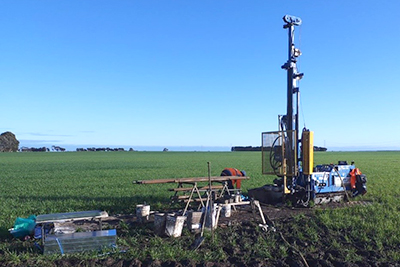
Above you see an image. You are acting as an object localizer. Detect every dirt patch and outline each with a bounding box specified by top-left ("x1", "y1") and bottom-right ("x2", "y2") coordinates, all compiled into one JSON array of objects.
[
  {"x1": 217, "y1": 200, "x2": 372, "y2": 226},
  {"x1": 54, "y1": 201, "x2": 371, "y2": 233}
]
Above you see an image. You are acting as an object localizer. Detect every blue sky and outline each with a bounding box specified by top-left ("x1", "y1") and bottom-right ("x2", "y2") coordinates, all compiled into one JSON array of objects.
[{"x1": 1, "y1": 1, "x2": 399, "y2": 151}]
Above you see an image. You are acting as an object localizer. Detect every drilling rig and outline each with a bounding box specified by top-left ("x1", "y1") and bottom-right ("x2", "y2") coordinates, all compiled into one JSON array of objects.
[{"x1": 248, "y1": 15, "x2": 367, "y2": 207}]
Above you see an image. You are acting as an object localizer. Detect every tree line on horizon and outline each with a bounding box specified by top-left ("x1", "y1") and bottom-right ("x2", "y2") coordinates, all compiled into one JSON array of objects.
[{"x1": 231, "y1": 146, "x2": 327, "y2": 151}]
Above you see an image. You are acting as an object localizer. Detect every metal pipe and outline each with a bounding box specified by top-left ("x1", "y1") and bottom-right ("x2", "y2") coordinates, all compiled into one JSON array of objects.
[
  {"x1": 286, "y1": 25, "x2": 294, "y2": 134},
  {"x1": 133, "y1": 176, "x2": 250, "y2": 184}
]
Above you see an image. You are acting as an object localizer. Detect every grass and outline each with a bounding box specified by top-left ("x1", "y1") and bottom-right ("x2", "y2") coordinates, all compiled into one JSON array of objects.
[
  {"x1": 0, "y1": 151, "x2": 267, "y2": 222},
  {"x1": 0, "y1": 150, "x2": 399, "y2": 265}
]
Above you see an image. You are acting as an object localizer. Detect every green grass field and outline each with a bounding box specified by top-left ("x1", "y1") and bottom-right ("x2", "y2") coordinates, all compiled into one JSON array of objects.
[{"x1": 0, "y1": 151, "x2": 399, "y2": 266}]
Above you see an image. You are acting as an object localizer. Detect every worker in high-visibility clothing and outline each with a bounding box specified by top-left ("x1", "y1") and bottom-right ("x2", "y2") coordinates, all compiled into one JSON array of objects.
[
  {"x1": 220, "y1": 168, "x2": 246, "y2": 190},
  {"x1": 350, "y1": 168, "x2": 367, "y2": 197}
]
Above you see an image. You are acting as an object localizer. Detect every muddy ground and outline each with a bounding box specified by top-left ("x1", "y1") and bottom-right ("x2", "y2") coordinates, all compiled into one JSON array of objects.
[
  {"x1": 4, "y1": 200, "x2": 390, "y2": 267},
  {"x1": 44, "y1": 201, "x2": 383, "y2": 267}
]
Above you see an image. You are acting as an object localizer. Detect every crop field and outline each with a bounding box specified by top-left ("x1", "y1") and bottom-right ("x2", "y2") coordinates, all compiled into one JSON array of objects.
[{"x1": 0, "y1": 151, "x2": 400, "y2": 266}]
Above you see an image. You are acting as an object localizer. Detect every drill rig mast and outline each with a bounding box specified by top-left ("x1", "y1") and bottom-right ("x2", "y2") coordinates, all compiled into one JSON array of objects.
[{"x1": 279, "y1": 15, "x2": 306, "y2": 196}]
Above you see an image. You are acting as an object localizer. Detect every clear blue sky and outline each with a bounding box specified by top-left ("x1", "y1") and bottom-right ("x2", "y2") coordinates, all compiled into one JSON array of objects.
[{"x1": 1, "y1": 1, "x2": 399, "y2": 151}]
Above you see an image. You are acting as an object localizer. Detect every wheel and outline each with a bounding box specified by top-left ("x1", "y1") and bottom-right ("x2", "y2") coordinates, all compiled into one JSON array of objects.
[{"x1": 269, "y1": 135, "x2": 283, "y2": 176}]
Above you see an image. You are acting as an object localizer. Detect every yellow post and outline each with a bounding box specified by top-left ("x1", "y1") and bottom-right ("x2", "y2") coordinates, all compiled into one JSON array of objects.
[{"x1": 302, "y1": 131, "x2": 314, "y2": 175}]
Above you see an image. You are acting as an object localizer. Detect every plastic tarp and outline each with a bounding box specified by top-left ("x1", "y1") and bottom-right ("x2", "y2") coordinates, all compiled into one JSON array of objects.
[{"x1": 10, "y1": 215, "x2": 36, "y2": 238}]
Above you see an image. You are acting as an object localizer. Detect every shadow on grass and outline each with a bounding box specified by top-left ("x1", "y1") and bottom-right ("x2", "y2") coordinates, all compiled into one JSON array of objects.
[{"x1": 0, "y1": 227, "x2": 12, "y2": 241}]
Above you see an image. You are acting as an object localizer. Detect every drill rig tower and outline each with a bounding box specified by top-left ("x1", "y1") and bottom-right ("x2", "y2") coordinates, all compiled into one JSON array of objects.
[{"x1": 249, "y1": 15, "x2": 367, "y2": 206}]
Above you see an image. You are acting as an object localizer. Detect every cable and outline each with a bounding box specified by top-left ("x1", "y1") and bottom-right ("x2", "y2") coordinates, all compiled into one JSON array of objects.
[
  {"x1": 334, "y1": 168, "x2": 350, "y2": 202},
  {"x1": 261, "y1": 210, "x2": 310, "y2": 267},
  {"x1": 297, "y1": 24, "x2": 302, "y2": 72}
]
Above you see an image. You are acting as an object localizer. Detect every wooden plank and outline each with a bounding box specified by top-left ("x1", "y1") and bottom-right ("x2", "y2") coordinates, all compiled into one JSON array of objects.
[
  {"x1": 171, "y1": 195, "x2": 209, "y2": 202},
  {"x1": 168, "y1": 185, "x2": 224, "y2": 192},
  {"x1": 182, "y1": 198, "x2": 209, "y2": 203},
  {"x1": 199, "y1": 185, "x2": 224, "y2": 190},
  {"x1": 133, "y1": 176, "x2": 249, "y2": 185},
  {"x1": 172, "y1": 195, "x2": 191, "y2": 200}
]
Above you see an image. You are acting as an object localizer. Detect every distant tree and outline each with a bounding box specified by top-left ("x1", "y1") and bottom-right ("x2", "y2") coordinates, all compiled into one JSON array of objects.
[
  {"x1": 52, "y1": 145, "x2": 66, "y2": 152},
  {"x1": 0, "y1": 131, "x2": 19, "y2": 152},
  {"x1": 231, "y1": 146, "x2": 262, "y2": 151}
]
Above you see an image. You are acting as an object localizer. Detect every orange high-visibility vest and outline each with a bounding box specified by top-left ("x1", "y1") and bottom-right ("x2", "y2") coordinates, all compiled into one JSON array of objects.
[
  {"x1": 350, "y1": 168, "x2": 362, "y2": 189},
  {"x1": 221, "y1": 168, "x2": 244, "y2": 189}
]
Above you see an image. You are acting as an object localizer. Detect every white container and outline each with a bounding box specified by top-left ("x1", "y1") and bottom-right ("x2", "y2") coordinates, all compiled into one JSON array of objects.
[
  {"x1": 221, "y1": 204, "x2": 231, "y2": 218},
  {"x1": 234, "y1": 193, "x2": 242, "y2": 203},
  {"x1": 136, "y1": 204, "x2": 150, "y2": 222},
  {"x1": 165, "y1": 214, "x2": 186, "y2": 237}
]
